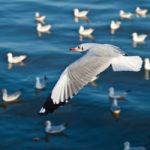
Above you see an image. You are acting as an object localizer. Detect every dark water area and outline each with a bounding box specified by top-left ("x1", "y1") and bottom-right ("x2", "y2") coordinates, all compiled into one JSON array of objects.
[{"x1": 0, "y1": 0, "x2": 150, "y2": 149}]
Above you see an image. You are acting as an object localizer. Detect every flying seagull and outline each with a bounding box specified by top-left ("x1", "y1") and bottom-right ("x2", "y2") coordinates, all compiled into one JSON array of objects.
[{"x1": 39, "y1": 43, "x2": 143, "y2": 115}]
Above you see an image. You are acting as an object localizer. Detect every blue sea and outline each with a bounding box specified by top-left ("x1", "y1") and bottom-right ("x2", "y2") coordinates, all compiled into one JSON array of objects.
[{"x1": 0, "y1": 0, "x2": 150, "y2": 149}]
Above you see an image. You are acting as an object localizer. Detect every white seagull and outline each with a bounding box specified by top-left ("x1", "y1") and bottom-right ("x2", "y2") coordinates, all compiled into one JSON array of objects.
[
  {"x1": 132, "y1": 32, "x2": 147, "y2": 43},
  {"x1": 110, "y1": 20, "x2": 121, "y2": 30},
  {"x1": 120, "y1": 10, "x2": 133, "y2": 19},
  {"x1": 7, "y1": 52, "x2": 27, "y2": 64},
  {"x1": 79, "y1": 26, "x2": 94, "y2": 36},
  {"x1": 74, "y1": 8, "x2": 89, "y2": 18},
  {"x1": 110, "y1": 20, "x2": 121, "y2": 34},
  {"x1": 144, "y1": 58, "x2": 150, "y2": 71},
  {"x1": 39, "y1": 43, "x2": 143, "y2": 114},
  {"x1": 136, "y1": 7, "x2": 148, "y2": 17},
  {"x1": 35, "y1": 76, "x2": 47, "y2": 90},
  {"x1": 110, "y1": 98, "x2": 121, "y2": 115},
  {"x1": 2, "y1": 89, "x2": 21, "y2": 102},
  {"x1": 124, "y1": 141, "x2": 146, "y2": 150},
  {"x1": 108, "y1": 87, "x2": 128, "y2": 99},
  {"x1": 37, "y1": 23, "x2": 52, "y2": 36},
  {"x1": 35, "y1": 12, "x2": 46, "y2": 24},
  {"x1": 45, "y1": 120, "x2": 66, "y2": 134}
]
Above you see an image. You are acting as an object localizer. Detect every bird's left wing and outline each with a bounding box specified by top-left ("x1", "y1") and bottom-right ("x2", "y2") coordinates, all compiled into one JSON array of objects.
[{"x1": 39, "y1": 52, "x2": 112, "y2": 114}]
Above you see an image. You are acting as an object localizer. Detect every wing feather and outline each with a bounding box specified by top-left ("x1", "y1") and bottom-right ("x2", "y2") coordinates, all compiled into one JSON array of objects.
[{"x1": 51, "y1": 53, "x2": 112, "y2": 104}]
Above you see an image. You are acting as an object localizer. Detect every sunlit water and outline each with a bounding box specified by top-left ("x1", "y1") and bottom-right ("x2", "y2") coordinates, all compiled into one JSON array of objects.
[{"x1": 0, "y1": 0, "x2": 150, "y2": 149}]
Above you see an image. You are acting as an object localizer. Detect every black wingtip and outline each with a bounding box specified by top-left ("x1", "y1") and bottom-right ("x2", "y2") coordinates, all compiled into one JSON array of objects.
[{"x1": 38, "y1": 94, "x2": 66, "y2": 115}]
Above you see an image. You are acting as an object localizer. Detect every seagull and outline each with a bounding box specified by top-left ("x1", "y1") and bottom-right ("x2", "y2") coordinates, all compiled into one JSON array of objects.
[
  {"x1": 124, "y1": 141, "x2": 146, "y2": 150},
  {"x1": 7, "y1": 52, "x2": 27, "y2": 64},
  {"x1": 79, "y1": 26, "x2": 94, "y2": 36},
  {"x1": 110, "y1": 98, "x2": 121, "y2": 115},
  {"x1": 120, "y1": 10, "x2": 133, "y2": 19},
  {"x1": 39, "y1": 43, "x2": 143, "y2": 114},
  {"x1": 35, "y1": 12, "x2": 46, "y2": 24},
  {"x1": 74, "y1": 8, "x2": 89, "y2": 18},
  {"x1": 2, "y1": 89, "x2": 21, "y2": 102},
  {"x1": 132, "y1": 32, "x2": 147, "y2": 43},
  {"x1": 45, "y1": 120, "x2": 66, "y2": 134},
  {"x1": 35, "y1": 76, "x2": 47, "y2": 90},
  {"x1": 110, "y1": 20, "x2": 121, "y2": 34},
  {"x1": 144, "y1": 58, "x2": 150, "y2": 71},
  {"x1": 136, "y1": 7, "x2": 148, "y2": 17},
  {"x1": 37, "y1": 23, "x2": 52, "y2": 36},
  {"x1": 108, "y1": 87, "x2": 128, "y2": 99}
]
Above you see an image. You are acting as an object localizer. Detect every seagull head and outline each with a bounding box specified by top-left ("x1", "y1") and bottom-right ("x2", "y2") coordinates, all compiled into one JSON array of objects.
[
  {"x1": 45, "y1": 120, "x2": 51, "y2": 127},
  {"x1": 74, "y1": 8, "x2": 79, "y2": 15},
  {"x1": 120, "y1": 10, "x2": 124, "y2": 14},
  {"x1": 144, "y1": 58, "x2": 149, "y2": 63},
  {"x1": 35, "y1": 12, "x2": 40, "y2": 17},
  {"x1": 109, "y1": 87, "x2": 114, "y2": 94},
  {"x1": 70, "y1": 43, "x2": 94, "y2": 52},
  {"x1": 132, "y1": 32, "x2": 137, "y2": 37},
  {"x1": 7, "y1": 52, "x2": 13, "y2": 58},
  {"x1": 36, "y1": 77, "x2": 40, "y2": 81},
  {"x1": 124, "y1": 141, "x2": 130, "y2": 149}
]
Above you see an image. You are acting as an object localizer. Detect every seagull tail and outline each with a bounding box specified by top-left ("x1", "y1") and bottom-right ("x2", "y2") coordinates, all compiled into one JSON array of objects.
[
  {"x1": 112, "y1": 56, "x2": 143, "y2": 72},
  {"x1": 38, "y1": 94, "x2": 66, "y2": 115}
]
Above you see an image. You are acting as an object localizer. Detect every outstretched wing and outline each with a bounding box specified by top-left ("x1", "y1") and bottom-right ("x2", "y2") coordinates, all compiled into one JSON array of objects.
[{"x1": 39, "y1": 52, "x2": 112, "y2": 114}]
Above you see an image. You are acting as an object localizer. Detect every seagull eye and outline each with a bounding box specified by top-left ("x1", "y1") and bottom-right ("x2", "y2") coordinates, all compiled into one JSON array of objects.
[{"x1": 82, "y1": 47, "x2": 83, "y2": 51}]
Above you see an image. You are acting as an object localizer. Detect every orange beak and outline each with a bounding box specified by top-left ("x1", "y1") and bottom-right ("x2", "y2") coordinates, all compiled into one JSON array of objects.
[{"x1": 69, "y1": 48, "x2": 77, "y2": 51}]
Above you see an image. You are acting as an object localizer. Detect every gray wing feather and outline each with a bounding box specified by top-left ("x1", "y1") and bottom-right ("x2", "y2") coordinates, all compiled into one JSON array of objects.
[{"x1": 51, "y1": 52, "x2": 112, "y2": 104}]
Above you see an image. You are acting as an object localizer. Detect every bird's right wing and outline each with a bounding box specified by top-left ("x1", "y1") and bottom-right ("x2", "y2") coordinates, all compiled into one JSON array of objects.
[{"x1": 39, "y1": 52, "x2": 112, "y2": 114}]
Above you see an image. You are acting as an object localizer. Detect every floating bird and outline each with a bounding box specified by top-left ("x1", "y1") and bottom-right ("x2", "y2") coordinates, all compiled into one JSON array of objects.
[
  {"x1": 136, "y1": 7, "x2": 148, "y2": 17},
  {"x1": 2, "y1": 89, "x2": 21, "y2": 102},
  {"x1": 120, "y1": 10, "x2": 133, "y2": 19},
  {"x1": 124, "y1": 141, "x2": 146, "y2": 150},
  {"x1": 39, "y1": 43, "x2": 143, "y2": 114},
  {"x1": 110, "y1": 20, "x2": 121, "y2": 34},
  {"x1": 132, "y1": 32, "x2": 147, "y2": 43},
  {"x1": 35, "y1": 12, "x2": 46, "y2": 24},
  {"x1": 7, "y1": 52, "x2": 27, "y2": 64},
  {"x1": 110, "y1": 98, "x2": 121, "y2": 115},
  {"x1": 37, "y1": 23, "x2": 52, "y2": 36},
  {"x1": 35, "y1": 76, "x2": 47, "y2": 90},
  {"x1": 144, "y1": 58, "x2": 150, "y2": 71},
  {"x1": 108, "y1": 87, "x2": 128, "y2": 100},
  {"x1": 74, "y1": 8, "x2": 89, "y2": 18},
  {"x1": 79, "y1": 26, "x2": 94, "y2": 36},
  {"x1": 45, "y1": 120, "x2": 66, "y2": 134}
]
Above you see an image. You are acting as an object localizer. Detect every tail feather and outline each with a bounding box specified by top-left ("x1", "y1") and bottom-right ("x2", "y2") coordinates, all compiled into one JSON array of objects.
[
  {"x1": 112, "y1": 56, "x2": 143, "y2": 72},
  {"x1": 38, "y1": 94, "x2": 66, "y2": 115}
]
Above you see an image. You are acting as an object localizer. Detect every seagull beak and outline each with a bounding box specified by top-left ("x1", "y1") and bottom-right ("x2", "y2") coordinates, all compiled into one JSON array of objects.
[{"x1": 69, "y1": 48, "x2": 77, "y2": 51}]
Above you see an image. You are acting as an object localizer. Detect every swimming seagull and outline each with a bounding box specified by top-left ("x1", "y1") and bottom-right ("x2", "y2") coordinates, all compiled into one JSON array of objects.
[
  {"x1": 2, "y1": 89, "x2": 21, "y2": 102},
  {"x1": 124, "y1": 141, "x2": 146, "y2": 150},
  {"x1": 35, "y1": 76, "x2": 47, "y2": 90},
  {"x1": 39, "y1": 43, "x2": 143, "y2": 114},
  {"x1": 37, "y1": 23, "x2": 52, "y2": 37},
  {"x1": 110, "y1": 98, "x2": 121, "y2": 115},
  {"x1": 132, "y1": 32, "x2": 147, "y2": 43},
  {"x1": 120, "y1": 10, "x2": 133, "y2": 19},
  {"x1": 7, "y1": 52, "x2": 27, "y2": 64},
  {"x1": 144, "y1": 58, "x2": 150, "y2": 71},
  {"x1": 74, "y1": 8, "x2": 89, "y2": 18},
  {"x1": 108, "y1": 87, "x2": 128, "y2": 100},
  {"x1": 136, "y1": 7, "x2": 148, "y2": 17},
  {"x1": 35, "y1": 12, "x2": 46, "y2": 24},
  {"x1": 45, "y1": 120, "x2": 66, "y2": 134},
  {"x1": 110, "y1": 20, "x2": 121, "y2": 34},
  {"x1": 79, "y1": 26, "x2": 94, "y2": 36}
]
